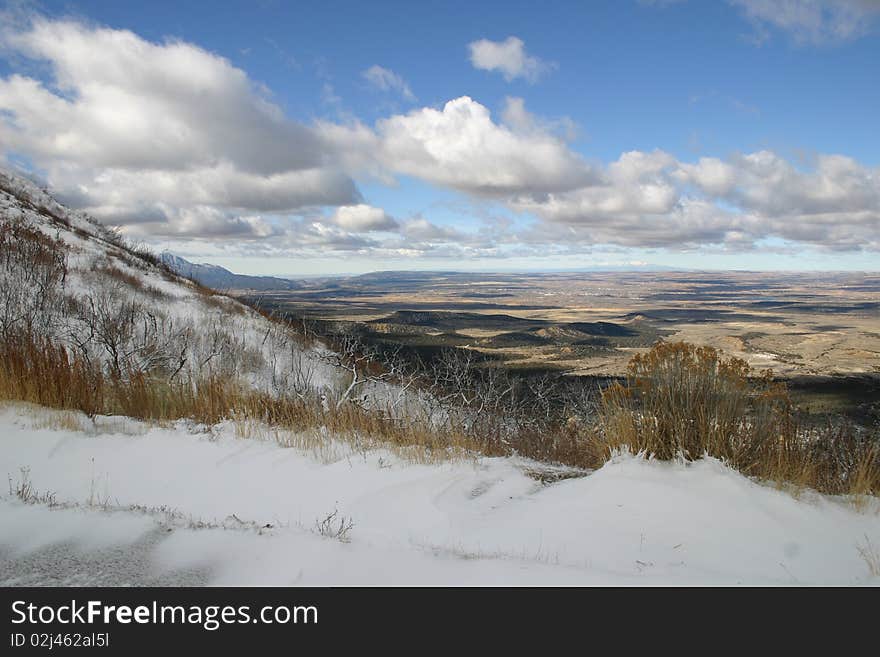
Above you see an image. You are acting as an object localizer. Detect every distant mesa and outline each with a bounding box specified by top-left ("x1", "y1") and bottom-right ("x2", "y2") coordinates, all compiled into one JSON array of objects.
[
  {"x1": 369, "y1": 310, "x2": 544, "y2": 331},
  {"x1": 565, "y1": 321, "x2": 637, "y2": 337}
]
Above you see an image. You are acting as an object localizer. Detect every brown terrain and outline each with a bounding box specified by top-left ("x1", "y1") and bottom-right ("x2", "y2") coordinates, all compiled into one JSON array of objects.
[{"x1": 243, "y1": 270, "x2": 880, "y2": 418}]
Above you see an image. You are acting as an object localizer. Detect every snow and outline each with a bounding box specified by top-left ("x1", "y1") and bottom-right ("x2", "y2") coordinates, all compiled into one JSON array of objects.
[{"x1": 1, "y1": 404, "x2": 878, "y2": 586}]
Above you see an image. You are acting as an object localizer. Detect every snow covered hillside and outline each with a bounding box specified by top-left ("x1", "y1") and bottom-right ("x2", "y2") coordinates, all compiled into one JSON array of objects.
[
  {"x1": 0, "y1": 168, "x2": 338, "y2": 396},
  {"x1": 1, "y1": 404, "x2": 878, "y2": 585},
  {"x1": 159, "y1": 251, "x2": 301, "y2": 292}
]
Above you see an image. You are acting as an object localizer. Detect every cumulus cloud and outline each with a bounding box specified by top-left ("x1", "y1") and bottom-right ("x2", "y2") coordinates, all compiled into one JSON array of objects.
[
  {"x1": 675, "y1": 157, "x2": 738, "y2": 196},
  {"x1": 320, "y1": 96, "x2": 594, "y2": 197},
  {"x1": 400, "y1": 216, "x2": 465, "y2": 241},
  {"x1": 329, "y1": 204, "x2": 398, "y2": 231},
  {"x1": 512, "y1": 150, "x2": 680, "y2": 224},
  {"x1": 512, "y1": 198, "x2": 748, "y2": 250},
  {"x1": 513, "y1": 149, "x2": 880, "y2": 251},
  {"x1": 0, "y1": 18, "x2": 359, "y2": 237},
  {"x1": 0, "y1": 20, "x2": 327, "y2": 173},
  {"x1": 121, "y1": 207, "x2": 281, "y2": 239},
  {"x1": 468, "y1": 36, "x2": 552, "y2": 82},
  {"x1": 362, "y1": 65, "x2": 416, "y2": 101},
  {"x1": 677, "y1": 151, "x2": 880, "y2": 250},
  {"x1": 501, "y1": 96, "x2": 579, "y2": 141},
  {"x1": 728, "y1": 0, "x2": 880, "y2": 45}
]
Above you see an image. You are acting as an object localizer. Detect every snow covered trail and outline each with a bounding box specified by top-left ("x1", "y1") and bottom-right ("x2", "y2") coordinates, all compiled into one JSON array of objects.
[{"x1": 1, "y1": 404, "x2": 878, "y2": 586}]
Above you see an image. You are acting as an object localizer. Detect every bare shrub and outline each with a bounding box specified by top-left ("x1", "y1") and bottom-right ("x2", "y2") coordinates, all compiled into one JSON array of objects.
[
  {"x1": 314, "y1": 508, "x2": 354, "y2": 542},
  {"x1": 594, "y1": 341, "x2": 879, "y2": 496},
  {"x1": 318, "y1": 327, "x2": 394, "y2": 410},
  {"x1": 596, "y1": 342, "x2": 775, "y2": 461},
  {"x1": 857, "y1": 535, "x2": 880, "y2": 578},
  {"x1": 0, "y1": 222, "x2": 68, "y2": 341}
]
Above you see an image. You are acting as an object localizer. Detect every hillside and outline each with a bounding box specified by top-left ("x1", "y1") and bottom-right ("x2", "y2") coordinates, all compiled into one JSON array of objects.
[{"x1": 0, "y1": 168, "x2": 337, "y2": 398}]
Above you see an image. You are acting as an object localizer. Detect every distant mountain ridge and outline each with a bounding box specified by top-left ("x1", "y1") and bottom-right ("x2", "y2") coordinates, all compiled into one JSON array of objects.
[{"x1": 160, "y1": 252, "x2": 300, "y2": 291}]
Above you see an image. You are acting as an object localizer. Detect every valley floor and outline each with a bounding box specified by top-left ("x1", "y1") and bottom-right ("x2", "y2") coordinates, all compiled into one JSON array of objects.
[{"x1": 1, "y1": 403, "x2": 878, "y2": 586}]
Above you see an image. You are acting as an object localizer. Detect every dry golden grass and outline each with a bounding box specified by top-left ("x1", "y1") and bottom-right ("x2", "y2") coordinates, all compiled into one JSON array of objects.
[
  {"x1": 1, "y1": 332, "x2": 877, "y2": 497},
  {"x1": 594, "y1": 342, "x2": 879, "y2": 497},
  {"x1": 0, "y1": 332, "x2": 479, "y2": 464},
  {"x1": 93, "y1": 262, "x2": 169, "y2": 300},
  {"x1": 0, "y1": 336, "x2": 105, "y2": 417}
]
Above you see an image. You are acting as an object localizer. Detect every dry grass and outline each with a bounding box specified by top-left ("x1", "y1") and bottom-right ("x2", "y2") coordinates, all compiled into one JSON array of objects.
[
  {"x1": 7, "y1": 466, "x2": 57, "y2": 506},
  {"x1": 93, "y1": 262, "x2": 169, "y2": 300},
  {"x1": 0, "y1": 331, "x2": 480, "y2": 464},
  {"x1": 1, "y1": 331, "x2": 877, "y2": 496},
  {"x1": 594, "y1": 342, "x2": 879, "y2": 497},
  {"x1": 0, "y1": 335, "x2": 106, "y2": 417}
]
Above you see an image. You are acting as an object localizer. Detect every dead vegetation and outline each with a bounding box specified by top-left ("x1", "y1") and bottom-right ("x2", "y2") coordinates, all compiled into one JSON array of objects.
[
  {"x1": 595, "y1": 342, "x2": 879, "y2": 497},
  {"x1": 3, "y1": 326, "x2": 877, "y2": 497},
  {"x1": 92, "y1": 260, "x2": 169, "y2": 301},
  {"x1": 857, "y1": 535, "x2": 880, "y2": 577},
  {"x1": 314, "y1": 508, "x2": 354, "y2": 542},
  {"x1": 7, "y1": 466, "x2": 57, "y2": 506}
]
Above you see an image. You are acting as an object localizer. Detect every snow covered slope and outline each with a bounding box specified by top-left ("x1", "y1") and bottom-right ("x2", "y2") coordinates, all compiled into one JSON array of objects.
[
  {"x1": 1, "y1": 404, "x2": 878, "y2": 585},
  {"x1": 0, "y1": 168, "x2": 338, "y2": 395},
  {"x1": 159, "y1": 252, "x2": 301, "y2": 292}
]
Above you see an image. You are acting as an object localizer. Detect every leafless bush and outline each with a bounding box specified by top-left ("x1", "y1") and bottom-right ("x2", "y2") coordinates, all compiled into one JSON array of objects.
[
  {"x1": 858, "y1": 535, "x2": 880, "y2": 577},
  {"x1": 319, "y1": 327, "x2": 396, "y2": 410},
  {"x1": 314, "y1": 508, "x2": 354, "y2": 542},
  {"x1": 0, "y1": 222, "x2": 68, "y2": 341}
]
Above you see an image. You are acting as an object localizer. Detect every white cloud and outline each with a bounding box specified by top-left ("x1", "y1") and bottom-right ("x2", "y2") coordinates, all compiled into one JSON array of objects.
[
  {"x1": 0, "y1": 18, "x2": 359, "y2": 237},
  {"x1": 121, "y1": 206, "x2": 281, "y2": 239},
  {"x1": 513, "y1": 197, "x2": 749, "y2": 250},
  {"x1": 728, "y1": 0, "x2": 880, "y2": 45},
  {"x1": 329, "y1": 204, "x2": 398, "y2": 231},
  {"x1": 514, "y1": 149, "x2": 880, "y2": 251},
  {"x1": 675, "y1": 157, "x2": 737, "y2": 196},
  {"x1": 401, "y1": 216, "x2": 464, "y2": 241},
  {"x1": 501, "y1": 96, "x2": 579, "y2": 141},
  {"x1": 0, "y1": 20, "x2": 326, "y2": 173},
  {"x1": 511, "y1": 149, "x2": 681, "y2": 227},
  {"x1": 362, "y1": 65, "x2": 415, "y2": 101},
  {"x1": 320, "y1": 96, "x2": 594, "y2": 197},
  {"x1": 467, "y1": 36, "x2": 552, "y2": 82},
  {"x1": 680, "y1": 151, "x2": 880, "y2": 217}
]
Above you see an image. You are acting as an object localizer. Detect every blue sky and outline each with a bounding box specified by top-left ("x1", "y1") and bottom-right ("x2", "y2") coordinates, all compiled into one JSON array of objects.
[{"x1": 1, "y1": 0, "x2": 878, "y2": 274}]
